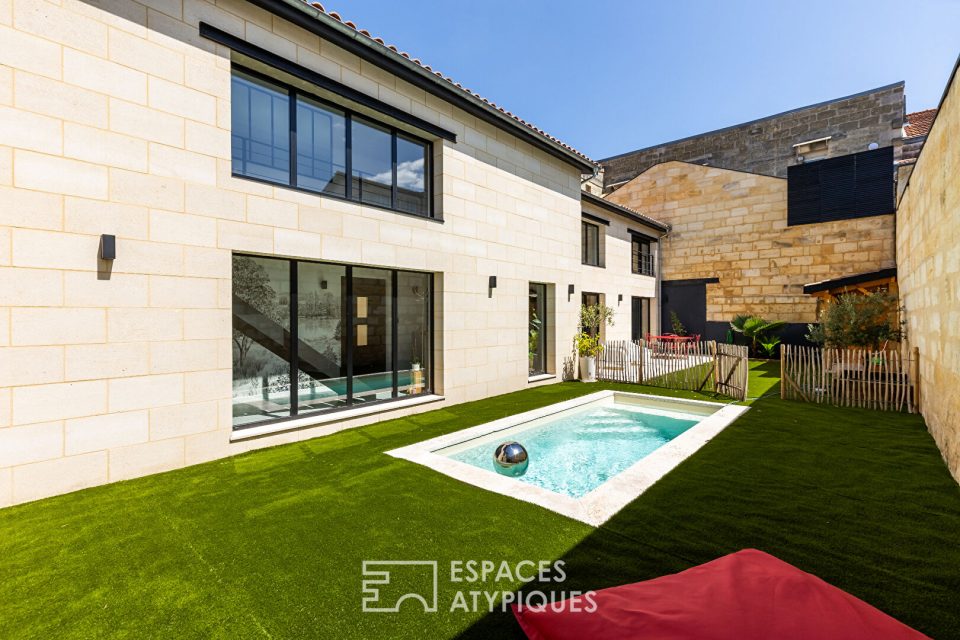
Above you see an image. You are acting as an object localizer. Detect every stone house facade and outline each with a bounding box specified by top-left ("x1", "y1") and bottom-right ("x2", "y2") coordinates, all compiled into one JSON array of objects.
[
  {"x1": 601, "y1": 82, "x2": 907, "y2": 189},
  {"x1": 0, "y1": 0, "x2": 665, "y2": 505},
  {"x1": 605, "y1": 162, "x2": 896, "y2": 341}
]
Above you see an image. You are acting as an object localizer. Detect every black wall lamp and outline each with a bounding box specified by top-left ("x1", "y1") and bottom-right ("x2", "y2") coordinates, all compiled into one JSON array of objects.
[
  {"x1": 488, "y1": 275, "x2": 497, "y2": 298},
  {"x1": 99, "y1": 234, "x2": 116, "y2": 261},
  {"x1": 567, "y1": 284, "x2": 575, "y2": 301},
  {"x1": 618, "y1": 294, "x2": 623, "y2": 304}
]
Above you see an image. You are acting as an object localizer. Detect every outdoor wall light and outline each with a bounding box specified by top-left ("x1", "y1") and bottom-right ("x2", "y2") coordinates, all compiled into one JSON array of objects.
[
  {"x1": 568, "y1": 284, "x2": 575, "y2": 298},
  {"x1": 489, "y1": 275, "x2": 497, "y2": 289},
  {"x1": 99, "y1": 234, "x2": 116, "y2": 261},
  {"x1": 618, "y1": 294, "x2": 623, "y2": 304}
]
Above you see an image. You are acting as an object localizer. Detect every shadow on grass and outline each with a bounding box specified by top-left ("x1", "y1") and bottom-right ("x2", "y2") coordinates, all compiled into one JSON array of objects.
[{"x1": 455, "y1": 392, "x2": 960, "y2": 639}]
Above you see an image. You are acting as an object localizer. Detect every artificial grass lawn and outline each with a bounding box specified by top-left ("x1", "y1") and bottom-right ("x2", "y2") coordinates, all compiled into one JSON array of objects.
[{"x1": 1, "y1": 361, "x2": 958, "y2": 638}]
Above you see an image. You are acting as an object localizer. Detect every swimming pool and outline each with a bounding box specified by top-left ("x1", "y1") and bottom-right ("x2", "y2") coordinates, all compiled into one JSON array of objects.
[{"x1": 388, "y1": 391, "x2": 749, "y2": 525}]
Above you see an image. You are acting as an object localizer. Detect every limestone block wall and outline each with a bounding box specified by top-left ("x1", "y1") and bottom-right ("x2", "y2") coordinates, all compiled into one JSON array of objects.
[
  {"x1": 602, "y1": 82, "x2": 905, "y2": 187},
  {"x1": 579, "y1": 199, "x2": 660, "y2": 340},
  {"x1": 607, "y1": 162, "x2": 896, "y2": 324},
  {"x1": 0, "y1": 0, "x2": 660, "y2": 506},
  {"x1": 896, "y1": 62, "x2": 960, "y2": 483}
]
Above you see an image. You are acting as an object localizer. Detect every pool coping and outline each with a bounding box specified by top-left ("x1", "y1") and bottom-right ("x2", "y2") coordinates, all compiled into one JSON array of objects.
[{"x1": 386, "y1": 390, "x2": 749, "y2": 527}]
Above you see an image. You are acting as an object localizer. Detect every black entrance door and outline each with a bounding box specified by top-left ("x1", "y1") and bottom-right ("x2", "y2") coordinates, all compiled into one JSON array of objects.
[
  {"x1": 660, "y1": 280, "x2": 709, "y2": 337},
  {"x1": 631, "y1": 297, "x2": 651, "y2": 341}
]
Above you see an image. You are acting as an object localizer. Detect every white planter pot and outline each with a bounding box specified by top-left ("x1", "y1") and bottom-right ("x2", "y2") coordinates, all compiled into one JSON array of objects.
[{"x1": 579, "y1": 356, "x2": 597, "y2": 382}]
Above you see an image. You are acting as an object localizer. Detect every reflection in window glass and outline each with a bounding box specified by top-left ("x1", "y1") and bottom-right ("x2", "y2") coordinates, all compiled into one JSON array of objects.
[
  {"x1": 352, "y1": 267, "x2": 393, "y2": 403},
  {"x1": 396, "y1": 135, "x2": 429, "y2": 216},
  {"x1": 397, "y1": 272, "x2": 431, "y2": 397},
  {"x1": 529, "y1": 283, "x2": 547, "y2": 376},
  {"x1": 350, "y1": 118, "x2": 393, "y2": 209},
  {"x1": 232, "y1": 256, "x2": 292, "y2": 426},
  {"x1": 296, "y1": 262, "x2": 349, "y2": 414},
  {"x1": 232, "y1": 255, "x2": 432, "y2": 428},
  {"x1": 582, "y1": 221, "x2": 600, "y2": 266},
  {"x1": 296, "y1": 97, "x2": 347, "y2": 197},
  {"x1": 231, "y1": 72, "x2": 290, "y2": 183}
]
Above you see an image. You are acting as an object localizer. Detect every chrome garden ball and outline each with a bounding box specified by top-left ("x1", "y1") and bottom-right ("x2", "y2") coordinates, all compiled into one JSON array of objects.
[{"x1": 493, "y1": 442, "x2": 529, "y2": 477}]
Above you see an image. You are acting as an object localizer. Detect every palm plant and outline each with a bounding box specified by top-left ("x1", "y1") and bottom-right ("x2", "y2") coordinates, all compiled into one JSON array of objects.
[{"x1": 730, "y1": 314, "x2": 786, "y2": 357}]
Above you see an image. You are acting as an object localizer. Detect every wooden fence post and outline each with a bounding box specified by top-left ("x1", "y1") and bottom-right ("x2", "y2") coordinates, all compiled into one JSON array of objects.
[
  {"x1": 638, "y1": 339, "x2": 645, "y2": 384},
  {"x1": 912, "y1": 346, "x2": 920, "y2": 413},
  {"x1": 780, "y1": 343, "x2": 785, "y2": 399}
]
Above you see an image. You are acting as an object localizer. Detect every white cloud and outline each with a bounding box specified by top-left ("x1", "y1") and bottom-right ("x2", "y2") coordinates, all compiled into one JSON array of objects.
[{"x1": 371, "y1": 158, "x2": 424, "y2": 191}]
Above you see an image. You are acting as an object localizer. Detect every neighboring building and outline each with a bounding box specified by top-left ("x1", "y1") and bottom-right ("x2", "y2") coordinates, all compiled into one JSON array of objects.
[
  {"x1": 896, "y1": 56, "x2": 960, "y2": 483},
  {"x1": 0, "y1": 0, "x2": 666, "y2": 505},
  {"x1": 899, "y1": 108, "x2": 938, "y2": 165},
  {"x1": 598, "y1": 85, "x2": 925, "y2": 342},
  {"x1": 897, "y1": 108, "x2": 937, "y2": 197},
  {"x1": 606, "y1": 159, "x2": 897, "y2": 342},
  {"x1": 601, "y1": 82, "x2": 906, "y2": 189}
]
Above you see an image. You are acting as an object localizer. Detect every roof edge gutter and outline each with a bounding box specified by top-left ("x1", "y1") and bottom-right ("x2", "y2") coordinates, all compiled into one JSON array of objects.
[{"x1": 257, "y1": 0, "x2": 597, "y2": 173}]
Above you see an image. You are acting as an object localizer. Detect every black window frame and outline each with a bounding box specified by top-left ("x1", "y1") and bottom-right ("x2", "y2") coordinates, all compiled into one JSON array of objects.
[
  {"x1": 528, "y1": 282, "x2": 548, "y2": 377},
  {"x1": 581, "y1": 221, "x2": 602, "y2": 267},
  {"x1": 231, "y1": 252, "x2": 435, "y2": 431},
  {"x1": 630, "y1": 232, "x2": 656, "y2": 277},
  {"x1": 231, "y1": 65, "x2": 435, "y2": 220}
]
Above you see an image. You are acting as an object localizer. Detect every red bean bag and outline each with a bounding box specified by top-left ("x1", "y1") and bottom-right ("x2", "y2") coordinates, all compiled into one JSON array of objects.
[{"x1": 513, "y1": 549, "x2": 928, "y2": 640}]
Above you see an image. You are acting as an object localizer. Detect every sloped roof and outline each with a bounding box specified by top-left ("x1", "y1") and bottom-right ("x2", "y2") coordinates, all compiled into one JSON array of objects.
[
  {"x1": 581, "y1": 191, "x2": 669, "y2": 232},
  {"x1": 903, "y1": 108, "x2": 937, "y2": 138},
  {"x1": 270, "y1": 1, "x2": 596, "y2": 171}
]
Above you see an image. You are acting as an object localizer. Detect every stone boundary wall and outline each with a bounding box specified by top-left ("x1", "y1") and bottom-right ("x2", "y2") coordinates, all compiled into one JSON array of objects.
[{"x1": 896, "y1": 61, "x2": 960, "y2": 483}]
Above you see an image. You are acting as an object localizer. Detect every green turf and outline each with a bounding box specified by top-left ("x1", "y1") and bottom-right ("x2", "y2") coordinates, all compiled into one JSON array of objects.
[{"x1": 1, "y1": 361, "x2": 958, "y2": 638}]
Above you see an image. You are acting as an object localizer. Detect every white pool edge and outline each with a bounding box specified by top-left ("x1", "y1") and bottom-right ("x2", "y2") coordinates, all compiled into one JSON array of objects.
[{"x1": 387, "y1": 391, "x2": 750, "y2": 527}]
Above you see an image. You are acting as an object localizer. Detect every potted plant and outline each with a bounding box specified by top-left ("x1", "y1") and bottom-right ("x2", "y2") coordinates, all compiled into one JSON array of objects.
[
  {"x1": 574, "y1": 332, "x2": 603, "y2": 382},
  {"x1": 669, "y1": 310, "x2": 687, "y2": 336},
  {"x1": 576, "y1": 303, "x2": 615, "y2": 382},
  {"x1": 411, "y1": 357, "x2": 422, "y2": 372}
]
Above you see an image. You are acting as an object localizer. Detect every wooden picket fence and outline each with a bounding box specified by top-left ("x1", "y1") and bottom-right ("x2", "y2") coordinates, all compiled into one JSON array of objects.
[
  {"x1": 596, "y1": 340, "x2": 749, "y2": 401},
  {"x1": 780, "y1": 344, "x2": 919, "y2": 413}
]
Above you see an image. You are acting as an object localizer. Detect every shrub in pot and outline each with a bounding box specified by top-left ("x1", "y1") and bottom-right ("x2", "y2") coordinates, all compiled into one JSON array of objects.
[
  {"x1": 575, "y1": 303, "x2": 615, "y2": 382},
  {"x1": 574, "y1": 332, "x2": 603, "y2": 382}
]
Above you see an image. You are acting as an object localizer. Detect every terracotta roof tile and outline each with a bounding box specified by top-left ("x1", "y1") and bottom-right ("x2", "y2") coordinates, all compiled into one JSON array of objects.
[
  {"x1": 903, "y1": 108, "x2": 937, "y2": 138},
  {"x1": 301, "y1": 1, "x2": 595, "y2": 166}
]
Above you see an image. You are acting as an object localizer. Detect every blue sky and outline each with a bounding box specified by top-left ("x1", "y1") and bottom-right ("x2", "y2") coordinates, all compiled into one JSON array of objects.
[{"x1": 332, "y1": 0, "x2": 960, "y2": 160}]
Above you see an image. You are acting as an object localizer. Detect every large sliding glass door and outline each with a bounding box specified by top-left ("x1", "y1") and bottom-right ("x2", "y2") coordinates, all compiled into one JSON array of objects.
[
  {"x1": 232, "y1": 256, "x2": 293, "y2": 424},
  {"x1": 232, "y1": 254, "x2": 433, "y2": 428},
  {"x1": 351, "y1": 267, "x2": 393, "y2": 403}
]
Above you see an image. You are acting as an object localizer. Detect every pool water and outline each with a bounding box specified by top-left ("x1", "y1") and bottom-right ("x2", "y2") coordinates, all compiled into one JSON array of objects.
[{"x1": 438, "y1": 405, "x2": 700, "y2": 498}]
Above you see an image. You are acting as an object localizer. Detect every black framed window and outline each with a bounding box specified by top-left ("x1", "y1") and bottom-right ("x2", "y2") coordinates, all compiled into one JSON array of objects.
[
  {"x1": 230, "y1": 67, "x2": 434, "y2": 218},
  {"x1": 231, "y1": 71, "x2": 290, "y2": 184},
  {"x1": 295, "y1": 95, "x2": 347, "y2": 197},
  {"x1": 350, "y1": 118, "x2": 393, "y2": 209},
  {"x1": 631, "y1": 234, "x2": 655, "y2": 276},
  {"x1": 529, "y1": 283, "x2": 547, "y2": 376},
  {"x1": 396, "y1": 134, "x2": 429, "y2": 216},
  {"x1": 582, "y1": 221, "x2": 601, "y2": 266},
  {"x1": 231, "y1": 254, "x2": 433, "y2": 429}
]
